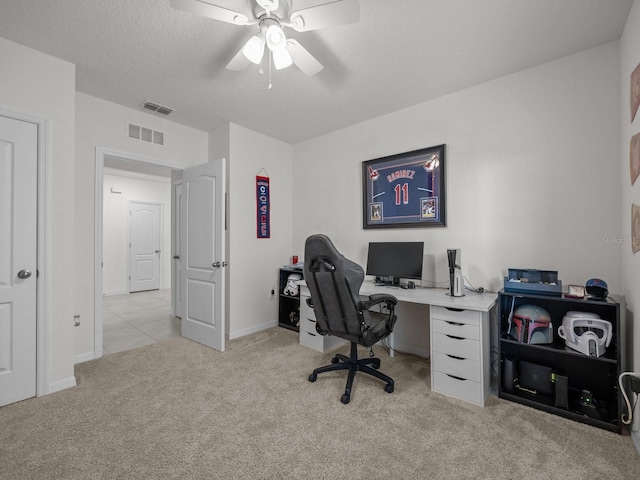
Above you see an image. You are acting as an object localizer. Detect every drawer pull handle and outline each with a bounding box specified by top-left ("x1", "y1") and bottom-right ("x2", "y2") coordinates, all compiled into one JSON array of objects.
[
  {"x1": 445, "y1": 307, "x2": 465, "y2": 312},
  {"x1": 445, "y1": 321, "x2": 464, "y2": 326},
  {"x1": 446, "y1": 354, "x2": 465, "y2": 361},
  {"x1": 446, "y1": 374, "x2": 466, "y2": 381},
  {"x1": 307, "y1": 332, "x2": 316, "y2": 337},
  {"x1": 445, "y1": 334, "x2": 464, "y2": 340}
]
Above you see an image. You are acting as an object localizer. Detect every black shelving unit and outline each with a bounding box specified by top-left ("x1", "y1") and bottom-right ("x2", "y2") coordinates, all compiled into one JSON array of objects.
[
  {"x1": 498, "y1": 290, "x2": 623, "y2": 433},
  {"x1": 278, "y1": 267, "x2": 302, "y2": 332}
]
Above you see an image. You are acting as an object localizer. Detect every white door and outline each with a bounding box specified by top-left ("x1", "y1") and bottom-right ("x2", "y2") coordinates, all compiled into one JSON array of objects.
[
  {"x1": 181, "y1": 159, "x2": 226, "y2": 351},
  {"x1": 129, "y1": 201, "x2": 161, "y2": 293},
  {"x1": 0, "y1": 115, "x2": 37, "y2": 407},
  {"x1": 173, "y1": 182, "x2": 183, "y2": 318}
]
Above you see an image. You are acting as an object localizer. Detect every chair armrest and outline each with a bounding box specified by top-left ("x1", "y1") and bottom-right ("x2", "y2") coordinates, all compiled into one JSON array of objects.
[
  {"x1": 359, "y1": 294, "x2": 398, "y2": 339},
  {"x1": 359, "y1": 294, "x2": 397, "y2": 311}
]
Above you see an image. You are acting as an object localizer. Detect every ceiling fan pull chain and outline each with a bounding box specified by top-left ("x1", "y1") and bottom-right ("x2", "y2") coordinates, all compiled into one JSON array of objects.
[{"x1": 268, "y1": 50, "x2": 273, "y2": 89}]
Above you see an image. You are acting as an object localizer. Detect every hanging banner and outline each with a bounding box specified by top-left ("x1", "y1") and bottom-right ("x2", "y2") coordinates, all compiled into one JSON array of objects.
[{"x1": 256, "y1": 175, "x2": 270, "y2": 238}]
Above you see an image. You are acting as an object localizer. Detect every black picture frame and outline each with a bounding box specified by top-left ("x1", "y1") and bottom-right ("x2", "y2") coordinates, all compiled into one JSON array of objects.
[{"x1": 362, "y1": 144, "x2": 446, "y2": 229}]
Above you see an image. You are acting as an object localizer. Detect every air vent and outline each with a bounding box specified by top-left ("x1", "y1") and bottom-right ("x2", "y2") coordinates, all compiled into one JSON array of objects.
[
  {"x1": 141, "y1": 100, "x2": 174, "y2": 116},
  {"x1": 127, "y1": 122, "x2": 165, "y2": 147},
  {"x1": 153, "y1": 131, "x2": 164, "y2": 146}
]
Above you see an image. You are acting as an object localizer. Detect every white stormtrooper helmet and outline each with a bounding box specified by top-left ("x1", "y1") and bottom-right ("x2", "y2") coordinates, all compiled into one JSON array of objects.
[{"x1": 283, "y1": 273, "x2": 302, "y2": 296}]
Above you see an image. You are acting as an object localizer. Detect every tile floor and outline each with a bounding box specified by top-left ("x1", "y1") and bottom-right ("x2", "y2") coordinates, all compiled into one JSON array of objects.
[{"x1": 103, "y1": 289, "x2": 181, "y2": 355}]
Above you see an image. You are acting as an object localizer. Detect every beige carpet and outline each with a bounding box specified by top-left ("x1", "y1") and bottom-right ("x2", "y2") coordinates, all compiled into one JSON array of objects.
[{"x1": 2, "y1": 327, "x2": 639, "y2": 480}]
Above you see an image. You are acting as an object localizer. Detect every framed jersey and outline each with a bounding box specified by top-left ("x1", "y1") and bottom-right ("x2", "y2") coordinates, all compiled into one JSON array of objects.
[{"x1": 362, "y1": 144, "x2": 446, "y2": 229}]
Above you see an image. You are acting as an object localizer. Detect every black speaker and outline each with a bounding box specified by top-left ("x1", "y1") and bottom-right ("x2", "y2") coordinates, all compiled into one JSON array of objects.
[
  {"x1": 555, "y1": 375, "x2": 568, "y2": 409},
  {"x1": 502, "y1": 357, "x2": 516, "y2": 393}
]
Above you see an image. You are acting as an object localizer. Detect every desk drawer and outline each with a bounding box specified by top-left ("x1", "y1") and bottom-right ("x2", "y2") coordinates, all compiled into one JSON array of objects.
[
  {"x1": 431, "y1": 332, "x2": 480, "y2": 361},
  {"x1": 432, "y1": 318, "x2": 479, "y2": 341},
  {"x1": 431, "y1": 351, "x2": 481, "y2": 382},
  {"x1": 299, "y1": 296, "x2": 314, "y2": 322},
  {"x1": 431, "y1": 306, "x2": 482, "y2": 326},
  {"x1": 432, "y1": 370, "x2": 483, "y2": 406},
  {"x1": 299, "y1": 315, "x2": 318, "y2": 335},
  {"x1": 300, "y1": 329, "x2": 324, "y2": 350}
]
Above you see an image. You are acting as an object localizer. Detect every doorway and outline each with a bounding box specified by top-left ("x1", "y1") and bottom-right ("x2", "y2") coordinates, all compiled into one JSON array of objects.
[
  {"x1": 95, "y1": 149, "x2": 182, "y2": 356},
  {"x1": 95, "y1": 149, "x2": 227, "y2": 357}
]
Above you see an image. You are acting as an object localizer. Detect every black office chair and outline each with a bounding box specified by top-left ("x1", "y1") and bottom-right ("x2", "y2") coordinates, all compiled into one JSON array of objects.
[{"x1": 304, "y1": 234, "x2": 398, "y2": 404}]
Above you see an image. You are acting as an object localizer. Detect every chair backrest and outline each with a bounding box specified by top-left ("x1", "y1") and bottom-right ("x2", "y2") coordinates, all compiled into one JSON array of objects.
[{"x1": 303, "y1": 234, "x2": 364, "y2": 344}]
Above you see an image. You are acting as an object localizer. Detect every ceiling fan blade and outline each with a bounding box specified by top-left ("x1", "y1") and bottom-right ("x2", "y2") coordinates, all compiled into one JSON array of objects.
[
  {"x1": 287, "y1": 39, "x2": 323, "y2": 76},
  {"x1": 169, "y1": 0, "x2": 249, "y2": 25},
  {"x1": 288, "y1": 0, "x2": 360, "y2": 32},
  {"x1": 226, "y1": 45, "x2": 251, "y2": 72}
]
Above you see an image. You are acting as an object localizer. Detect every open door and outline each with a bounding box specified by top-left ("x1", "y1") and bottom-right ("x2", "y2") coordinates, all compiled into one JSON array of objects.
[{"x1": 181, "y1": 159, "x2": 226, "y2": 351}]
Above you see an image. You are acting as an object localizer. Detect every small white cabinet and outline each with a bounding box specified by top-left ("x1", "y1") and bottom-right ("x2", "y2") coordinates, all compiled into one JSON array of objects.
[
  {"x1": 299, "y1": 285, "x2": 346, "y2": 353},
  {"x1": 430, "y1": 305, "x2": 491, "y2": 407}
]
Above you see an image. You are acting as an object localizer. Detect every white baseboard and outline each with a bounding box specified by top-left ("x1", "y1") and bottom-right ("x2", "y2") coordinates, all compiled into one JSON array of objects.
[
  {"x1": 103, "y1": 289, "x2": 128, "y2": 297},
  {"x1": 228, "y1": 320, "x2": 278, "y2": 340},
  {"x1": 74, "y1": 351, "x2": 96, "y2": 364},
  {"x1": 48, "y1": 376, "x2": 77, "y2": 395}
]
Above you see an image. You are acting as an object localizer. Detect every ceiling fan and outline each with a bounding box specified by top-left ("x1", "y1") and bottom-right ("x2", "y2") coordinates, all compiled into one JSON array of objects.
[{"x1": 169, "y1": 0, "x2": 360, "y2": 77}]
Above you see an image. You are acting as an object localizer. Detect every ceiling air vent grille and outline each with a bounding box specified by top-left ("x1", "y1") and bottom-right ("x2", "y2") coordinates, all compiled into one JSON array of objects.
[
  {"x1": 127, "y1": 122, "x2": 165, "y2": 147},
  {"x1": 141, "y1": 100, "x2": 174, "y2": 116}
]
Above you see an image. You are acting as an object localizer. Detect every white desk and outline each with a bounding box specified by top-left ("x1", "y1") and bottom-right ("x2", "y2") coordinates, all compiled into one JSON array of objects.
[{"x1": 359, "y1": 281, "x2": 497, "y2": 312}]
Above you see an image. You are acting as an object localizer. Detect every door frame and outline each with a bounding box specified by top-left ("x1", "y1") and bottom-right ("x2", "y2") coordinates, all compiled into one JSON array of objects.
[
  {"x1": 172, "y1": 181, "x2": 183, "y2": 319},
  {"x1": 94, "y1": 147, "x2": 183, "y2": 357},
  {"x1": 128, "y1": 200, "x2": 163, "y2": 293},
  {"x1": 0, "y1": 108, "x2": 51, "y2": 396}
]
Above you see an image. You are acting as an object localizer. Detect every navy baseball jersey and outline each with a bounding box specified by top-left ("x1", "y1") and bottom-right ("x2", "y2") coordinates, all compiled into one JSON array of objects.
[{"x1": 365, "y1": 152, "x2": 441, "y2": 226}]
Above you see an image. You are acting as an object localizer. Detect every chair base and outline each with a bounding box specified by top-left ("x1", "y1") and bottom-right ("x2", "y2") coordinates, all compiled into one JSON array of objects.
[{"x1": 308, "y1": 342, "x2": 394, "y2": 404}]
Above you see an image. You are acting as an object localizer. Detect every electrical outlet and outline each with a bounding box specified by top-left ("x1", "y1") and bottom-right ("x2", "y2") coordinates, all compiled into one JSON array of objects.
[{"x1": 630, "y1": 374, "x2": 640, "y2": 394}]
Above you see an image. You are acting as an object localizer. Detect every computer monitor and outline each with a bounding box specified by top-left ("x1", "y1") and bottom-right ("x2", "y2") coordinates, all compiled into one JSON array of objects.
[{"x1": 365, "y1": 241, "x2": 424, "y2": 284}]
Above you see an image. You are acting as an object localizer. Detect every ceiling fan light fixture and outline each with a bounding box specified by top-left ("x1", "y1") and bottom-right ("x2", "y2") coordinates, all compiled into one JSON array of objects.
[
  {"x1": 272, "y1": 48, "x2": 292, "y2": 70},
  {"x1": 242, "y1": 35, "x2": 265, "y2": 64},
  {"x1": 265, "y1": 24, "x2": 287, "y2": 51}
]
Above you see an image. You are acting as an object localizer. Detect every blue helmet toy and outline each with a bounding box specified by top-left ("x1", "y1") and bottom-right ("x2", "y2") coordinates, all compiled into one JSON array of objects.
[{"x1": 585, "y1": 278, "x2": 608, "y2": 299}]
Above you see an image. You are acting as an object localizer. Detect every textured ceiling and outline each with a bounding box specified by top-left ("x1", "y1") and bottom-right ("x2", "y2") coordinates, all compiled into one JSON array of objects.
[{"x1": 0, "y1": 0, "x2": 633, "y2": 144}]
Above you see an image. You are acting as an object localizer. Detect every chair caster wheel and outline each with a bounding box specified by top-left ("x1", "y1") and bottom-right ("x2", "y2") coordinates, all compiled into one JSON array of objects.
[
  {"x1": 331, "y1": 357, "x2": 339, "y2": 364},
  {"x1": 308, "y1": 374, "x2": 317, "y2": 382},
  {"x1": 341, "y1": 393, "x2": 350, "y2": 404},
  {"x1": 385, "y1": 383, "x2": 394, "y2": 393}
]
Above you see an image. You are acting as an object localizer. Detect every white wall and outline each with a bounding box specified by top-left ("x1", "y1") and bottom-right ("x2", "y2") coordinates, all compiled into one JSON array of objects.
[
  {"x1": 620, "y1": 0, "x2": 640, "y2": 448},
  {"x1": 227, "y1": 123, "x2": 293, "y2": 338},
  {"x1": 0, "y1": 38, "x2": 76, "y2": 391},
  {"x1": 292, "y1": 42, "x2": 622, "y2": 353},
  {"x1": 209, "y1": 123, "x2": 230, "y2": 164},
  {"x1": 102, "y1": 169, "x2": 172, "y2": 295},
  {"x1": 74, "y1": 92, "x2": 208, "y2": 360}
]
